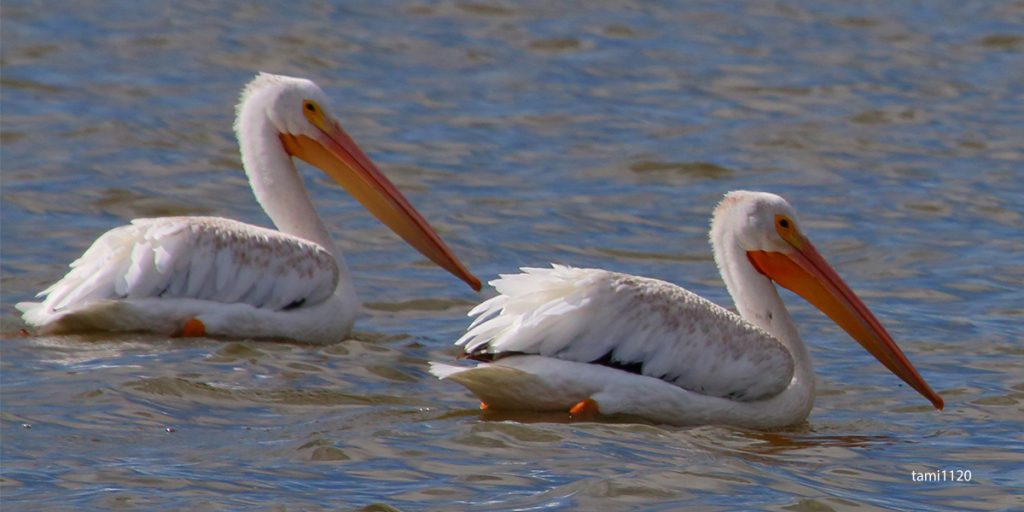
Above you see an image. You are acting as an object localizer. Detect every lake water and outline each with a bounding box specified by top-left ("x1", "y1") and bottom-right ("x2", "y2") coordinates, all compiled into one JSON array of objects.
[{"x1": 2, "y1": 1, "x2": 1022, "y2": 510}]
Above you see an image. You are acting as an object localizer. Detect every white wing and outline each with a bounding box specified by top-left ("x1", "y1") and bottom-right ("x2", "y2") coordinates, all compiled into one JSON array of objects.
[
  {"x1": 457, "y1": 265, "x2": 794, "y2": 401},
  {"x1": 25, "y1": 216, "x2": 339, "y2": 319}
]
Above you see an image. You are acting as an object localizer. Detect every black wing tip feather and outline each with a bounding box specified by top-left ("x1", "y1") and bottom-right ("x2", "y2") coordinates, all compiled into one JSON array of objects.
[
  {"x1": 589, "y1": 350, "x2": 645, "y2": 375},
  {"x1": 464, "y1": 348, "x2": 649, "y2": 377}
]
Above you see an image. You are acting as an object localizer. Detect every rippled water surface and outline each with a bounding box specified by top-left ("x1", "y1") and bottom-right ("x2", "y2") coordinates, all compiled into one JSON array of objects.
[{"x1": 3, "y1": 1, "x2": 1023, "y2": 510}]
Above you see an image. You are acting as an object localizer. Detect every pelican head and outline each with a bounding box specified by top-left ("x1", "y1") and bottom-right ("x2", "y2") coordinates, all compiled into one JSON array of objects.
[
  {"x1": 236, "y1": 73, "x2": 480, "y2": 291},
  {"x1": 713, "y1": 190, "x2": 943, "y2": 410}
]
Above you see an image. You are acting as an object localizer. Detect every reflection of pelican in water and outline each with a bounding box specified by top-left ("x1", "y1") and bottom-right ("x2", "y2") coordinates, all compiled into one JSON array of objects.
[
  {"x1": 433, "y1": 191, "x2": 942, "y2": 428},
  {"x1": 19, "y1": 73, "x2": 479, "y2": 344}
]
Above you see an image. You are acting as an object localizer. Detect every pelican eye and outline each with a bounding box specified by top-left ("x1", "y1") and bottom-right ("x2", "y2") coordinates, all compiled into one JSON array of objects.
[
  {"x1": 774, "y1": 214, "x2": 796, "y2": 239},
  {"x1": 302, "y1": 100, "x2": 326, "y2": 129}
]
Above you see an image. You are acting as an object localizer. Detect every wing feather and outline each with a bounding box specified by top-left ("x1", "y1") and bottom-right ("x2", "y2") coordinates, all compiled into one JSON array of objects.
[
  {"x1": 213, "y1": 245, "x2": 236, "y2": 293},
  {"x1": 184, "y1": 240, "x2": 214, "y2": 297},
  {"x1": 458, "y1": 265, "x2": 794, "y2": 401},
  {"x1": 23, "y1": 217, "x2": 340, "y2": 321}
]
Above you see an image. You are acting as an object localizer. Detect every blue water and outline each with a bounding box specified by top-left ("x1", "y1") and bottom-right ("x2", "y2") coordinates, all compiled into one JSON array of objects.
[{"x1": 2, "y1": 1, "x2": 1022, "y2": 510}]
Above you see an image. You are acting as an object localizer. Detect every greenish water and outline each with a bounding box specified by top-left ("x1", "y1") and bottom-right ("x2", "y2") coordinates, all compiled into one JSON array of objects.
[{"x1": 2, "y1": 1, "x2": 1022, "y2": 510}]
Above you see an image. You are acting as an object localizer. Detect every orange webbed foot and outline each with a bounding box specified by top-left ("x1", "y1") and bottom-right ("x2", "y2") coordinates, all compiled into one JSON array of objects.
[
  {"x1": 569, "y1": 398, "x2": 599, "y2": 419},
  {"x1": 181, "y1": 318, "x2": 206, "y2": 337}
]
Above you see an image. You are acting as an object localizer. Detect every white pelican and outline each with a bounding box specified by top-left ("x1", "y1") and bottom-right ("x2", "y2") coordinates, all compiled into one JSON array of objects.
[
  {"x1": 17, "y1": 72, "x2": 480, "y2": 344},
  {"x1": 431, "y1": 191, "x2": 943, "y2": 428}
]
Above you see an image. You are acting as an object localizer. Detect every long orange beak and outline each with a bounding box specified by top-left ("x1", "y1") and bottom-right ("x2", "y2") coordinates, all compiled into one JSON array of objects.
[
  {"x1": 279, "y1": 123, "x2": 480, "y2": 291},
  {"x1": 748, "y1": 236, "x2": 943, "y2": 409}
]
